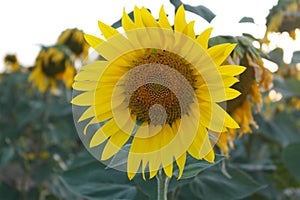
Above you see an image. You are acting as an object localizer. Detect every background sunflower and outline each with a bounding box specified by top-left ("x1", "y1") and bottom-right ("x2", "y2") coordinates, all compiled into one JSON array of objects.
[{"x1": 28, "y1": 45, "x2": 75, "y2": 93}]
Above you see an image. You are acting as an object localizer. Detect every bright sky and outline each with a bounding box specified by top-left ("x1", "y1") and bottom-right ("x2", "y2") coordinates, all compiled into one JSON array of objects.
[{"x1": 0, "y1": 0, "x2": 280, "y2": 72}]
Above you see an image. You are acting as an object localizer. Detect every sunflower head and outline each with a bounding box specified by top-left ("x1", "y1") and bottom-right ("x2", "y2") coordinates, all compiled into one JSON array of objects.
[
  {"x1": 210, "y1": 35, "x2": 273, "y2": 156},
  {"x1": 71, "y1": 5, "x2": 245, "y2": 179},
  {"x1": 4, "y1": 54, "x2": 20, "y2": 72},
  {"x1": 265, "y1": 0, "x2": 300, "y2": 40},
  {"x1": 57, "y1": 28, "x2": 90, "y2": 59},
  {"x1": 29, "y1": 45, "x2": 75, "y2": 93}
]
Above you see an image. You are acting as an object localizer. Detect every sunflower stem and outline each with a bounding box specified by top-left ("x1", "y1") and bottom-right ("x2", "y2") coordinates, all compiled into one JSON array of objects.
[{"x1": 156, "y1": 169, "x2": 169, "y2": 200}]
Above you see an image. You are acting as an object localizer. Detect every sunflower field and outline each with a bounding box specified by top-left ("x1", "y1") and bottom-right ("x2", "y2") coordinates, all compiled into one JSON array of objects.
[{"x1": 0, "y1": 0, "x2": 300, "y2": 200}]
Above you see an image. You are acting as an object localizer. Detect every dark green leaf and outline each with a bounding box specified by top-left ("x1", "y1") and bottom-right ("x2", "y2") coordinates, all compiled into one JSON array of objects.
[
  {"x1": 282, "y1": 142, "x2": 300, "y2": 183},
  {"x1": 272, "y1": 76, "x2": 300, "y2": 98},
  {"x1": 0, "y1": 146, "x2": 14, "y2": 169},
  {"x1": 239, "y1": 17, "x2": 255, "y2": 23},
  {"x1": 170, "y1": 0, "x2": 216, "y2": 22},
  {"x1": 177, "y1": 165, "x2": 266, "y2": 200},
  {"x1": 133, "y1": 176, "x2": 157, "y2": 200},
  {"x1": 254, "y1": 111, "x2": 300, "y2": 146},
  {"x1": 0, "y1": 184, "x2": 20, "y2": 200},
  {"x1": 268, "y1": 48, "x2": 284, "y2": 67},
  {"x1": 291, "y1": 51, "x2": 300, "y2": 64},
  {"x1": 60, "y1": 150, "x2": 137, "y2": 200},
  {"x1": 173, "y1": 154, "x2": 224, "y2": 179}
]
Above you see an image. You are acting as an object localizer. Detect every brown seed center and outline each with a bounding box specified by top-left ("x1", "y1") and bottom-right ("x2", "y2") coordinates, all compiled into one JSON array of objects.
[{"x1": 125, "y1": 49, "x2": 196, "y2": 125}]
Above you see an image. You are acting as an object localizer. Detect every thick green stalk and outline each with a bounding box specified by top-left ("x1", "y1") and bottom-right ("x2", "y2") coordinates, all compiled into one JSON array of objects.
[{"x1": 156, "y1": 169, "x2": 170, "y2": 200}]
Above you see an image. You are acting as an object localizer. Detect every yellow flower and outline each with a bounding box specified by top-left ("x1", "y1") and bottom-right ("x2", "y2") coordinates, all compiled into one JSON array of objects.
[
  {"x1": 217, "y1": 49, "x2": 273, "y2": 156},
  {"x1": 264, "y1": 0, "x2": 300, "y2": 41},
  {"x1": 4, "y1": 54, "x2": 20, "y2": 72},
  {"x1": 57, "y1": 28, "x2": 90, "y2": 59},
  {"x1": 71, "y1": 5, "x2": 245, "y2": 179},
  {"x1": 29, "y1": 45, "x2": 75, "y2": 93}
]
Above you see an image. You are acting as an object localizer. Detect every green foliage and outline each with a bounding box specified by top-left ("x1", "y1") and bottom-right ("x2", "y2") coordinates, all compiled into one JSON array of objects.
[
  {"x1": 169, "y1": 0, "x2": 215, "y2": 22},
  {"x1": 1, "y1": 1, "x2": 300, "y2": 200},
  {"x1": 175, "y1": 165, "x2": 266, "y2": 200},
  {"x1": 0, "y1": 71, "x2": 81, "y2": 199},
  {"x1": 239, "y1": 17, "x2": 255, "y2": 23},
  {"x1": 282, "y1": 142, "x2": 300, "y2": 183}
]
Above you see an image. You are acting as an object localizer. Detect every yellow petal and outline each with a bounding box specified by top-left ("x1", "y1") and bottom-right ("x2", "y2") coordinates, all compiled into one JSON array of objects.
[
  {"x1": 183, "y1": 21, "x2": 195, "y2": 38},
  {"x1": 78, "y1": 60, "x2": 107, "y2": 71},
  {"x1": 159, "y1": 5, "x2": 172, "y2": 30},
  {"x1": 98, "y1": 20, "x2": 119, "y2": 39},
  {"x1": 101, "y1": 130, "x2": 130, "y2": 160},
  {"x1": 96, "y1": 110, "x2": 113, "y2": 123},
  {"x1": 196, "y1": 85, "x2": 241, "y2": 102},
  {"x1": 163, "y1": 163, "x2": 173, "y2": 178},
  {"x1": 90, "y1": 128, "x2": 107, "y2": 148},
  {"x1": 127, "y1": 154, "x2": 142, "y2": 180},
  {"x1": 208, "y1": 43, "x2": 236, "y2": 66},
  {"x1": 84, "y1": 34, "x2": 104, "y2": 49},
  {"x1": 203, "y1": 149, "x2": 215, "y2": 163},
  {"x1": 149, "y1": 164, "x2": 159, "y2": 179},
  {"x1": 141, "y1": 7, "x2": 158, "y2": 27},
  {"x1": 71, "y1": 91, "x2": 94, "y2": 106},
  {"x1": 218, "y1": 65, "x2": 246, "y2": 76},
  {"x1": 100, "y1": 119, "x2": 120, "y2": 137},
  {"x1": 174, "y1": 5, "x2": 187, "y2": 33},
  {"x1": 188, "y1": 125, "x2": 210, "y2": 159},
  {"x1": 78, "y1": 106, "x2": 95, "y2": 122},
  {"x1": 175, "y1": 153, "x2": 186, "y2": 179},
  {"x1": 74, "y1": 71, "x2": 101, "y2": 82},
  {"x1": 199, "y1": 102, "x2": 239, "y2": 131},
  {"x1": 221, "y1": 76, "x2": 240, "y2": 87},
  {"x1": 72, "y1": 81, "x2": 97, "y2": 91},
  {"x1": 196, "y1": 27, "x2": 213, "y2": 49},
  {"x1": 122, "y1": 9, "x2": 136, "y2": 31},
  {"x1": 134, "y1": 6, "x2": 144, "y2": 28},
  {"x1": 83, "y1": 117, "x2": 99, "y2": 135}
]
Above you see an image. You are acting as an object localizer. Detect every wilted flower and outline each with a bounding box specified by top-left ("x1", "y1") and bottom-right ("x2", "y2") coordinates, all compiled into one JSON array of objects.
[
  {"x1": 29, "y1": 45, "x2": 75, "y2": 93},
  {"x1": 57, "y1": 28, "x2": 90, "y2": 59}
]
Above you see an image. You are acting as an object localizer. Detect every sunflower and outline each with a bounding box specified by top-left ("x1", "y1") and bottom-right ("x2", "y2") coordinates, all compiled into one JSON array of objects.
[
  {"x1": 29, "y1": 45, "x2": 75, "y2": 93},
  {"x1": 71, "y1": 5, "x2": 245, "y2": 179},
  {"x1": 211, "y1": 36, "x2": 273, "y2": 156},
  {"x1": 57, "y1": 28, "x2": 90, "y2": 59},
  {"x1": 264, "y1": 0, "x2": 300, "y2": 40},
  {"x1": 4, "y1": 54, "x2": 20, "y2": 72}
]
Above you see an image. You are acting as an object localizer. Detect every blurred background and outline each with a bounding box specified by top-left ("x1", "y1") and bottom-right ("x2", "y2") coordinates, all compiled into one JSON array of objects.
[{"x1": 0, "y1": 0, "x2": 299, "y2": 199}]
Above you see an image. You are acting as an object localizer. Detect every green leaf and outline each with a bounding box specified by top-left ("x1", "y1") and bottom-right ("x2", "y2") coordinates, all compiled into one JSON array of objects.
[
  {"x1": 0, "y1": 184, "x2": 20, "y2": 200},
  {"x1": 170, "y1": 0, "x2": 216, "y2": 22},
  {"x1": 291, "y1": 51, "x2": 300, "y2": 64},
  {"x1": 173, "y1": 154, "x2": 224, "y2": 179},
  {"x1": 59, "y1": 150, "x2": 137, "y2": 200},
  {"x1": 177, "y1": 165, "x2": 266, "y2": 200},
  {"x1": 282, "y1": 142, "x2": 300, "y2": 183},
  {"x1": 268, "y1": 48, "x2": 284, "y2": 67},
  {"x1": 254, "y1": 111, "x2": 300, "y2": 146},
  {"x1": 133, "y1": 176, "x2": 157, "y2": 200},
  {"x1": 0, "y1": 146, "x2": 14, "y2": 170},
  {"x1": 272, "y1": 76, "x2": 300, "y2": 98},
  {"x1": 239, "y1": 17, "x2": 255, "y2": 23}
]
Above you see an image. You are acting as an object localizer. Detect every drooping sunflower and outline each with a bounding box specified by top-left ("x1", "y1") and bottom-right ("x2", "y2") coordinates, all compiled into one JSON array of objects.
[
  {"x1": 71, "y1": 5, "x2": 245, "y2": 179},
  {"x1": 57, "y1": 28, "x2": 90, "y2": 59},
  {"x1": 210, "y1": 35, "x2": 273, "y2": 156},
  {"x1": 264, "y1": 0, "x2": 300, "y2": 40},
  {"x1": 4, "y1": 54, "x2": 20, "y2": 72},
  {"x1": 29, "y1": 45, "x2": 75, "y2": 93}
]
